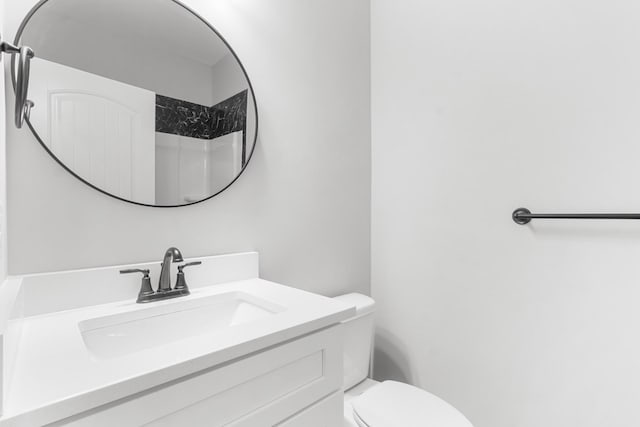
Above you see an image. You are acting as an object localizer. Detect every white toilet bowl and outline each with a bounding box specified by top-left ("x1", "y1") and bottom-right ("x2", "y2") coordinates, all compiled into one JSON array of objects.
[{"x1": 335, "y1": 293, "x2": 472, "y2": 427}]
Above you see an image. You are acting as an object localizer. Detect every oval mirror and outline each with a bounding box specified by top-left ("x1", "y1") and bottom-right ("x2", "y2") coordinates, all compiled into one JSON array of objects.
[{"x1": 14, "y1": 0, "x2": 258, "y2": 207}]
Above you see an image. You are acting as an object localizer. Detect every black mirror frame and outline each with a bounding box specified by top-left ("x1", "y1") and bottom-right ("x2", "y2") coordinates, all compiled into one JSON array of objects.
[{"x1": 11, "y1": 0, "x2": 259, "y2": 208}]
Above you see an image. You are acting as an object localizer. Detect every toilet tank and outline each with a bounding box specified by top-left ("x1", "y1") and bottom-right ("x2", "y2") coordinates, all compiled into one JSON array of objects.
[{"x1": 334, "y1": 293, "x2": 376, "y2": 390}]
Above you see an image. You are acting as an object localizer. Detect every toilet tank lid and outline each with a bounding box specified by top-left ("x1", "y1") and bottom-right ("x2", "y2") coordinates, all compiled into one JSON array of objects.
[{"x1": 333, "y1": 293, "x2": 375, "y2": 317}]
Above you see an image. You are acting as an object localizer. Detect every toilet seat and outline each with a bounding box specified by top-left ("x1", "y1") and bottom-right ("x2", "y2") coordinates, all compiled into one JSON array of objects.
[{"x1": 351, "y1": 381, "x2": 472, "y2": 427}]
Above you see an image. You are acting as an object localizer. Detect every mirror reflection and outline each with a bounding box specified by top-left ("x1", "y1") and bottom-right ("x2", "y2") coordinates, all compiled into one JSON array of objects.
[{"x1": 18, "y1": 0, "x2": 257, "y2": 206}]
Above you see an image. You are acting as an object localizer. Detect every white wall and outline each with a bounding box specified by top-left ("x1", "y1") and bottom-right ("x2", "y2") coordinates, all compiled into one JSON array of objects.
[
  {"x1": 211, "y1": 53, "x2": 247, "y2": 105},
  {"x1": 0, "y1": 0, "x2": 7, "y2": 283},
  {"x1": 372, "y1": 1, "x2": 640, "y2": 427},
  {"x1": 0, "y1": 0, "x2": 8, "y2": 413},
  {"x1": 4, "y1": 0, "x2": 371, "y2": 299}
]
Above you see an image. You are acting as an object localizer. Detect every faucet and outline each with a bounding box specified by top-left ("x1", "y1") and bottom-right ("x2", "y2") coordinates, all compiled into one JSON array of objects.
[
  {"x1": 120, "y1": 247, "x2": 201, "y2": 303},
  {"x1": 158, "y1": 247, "x2": 184, "y2": 292}
]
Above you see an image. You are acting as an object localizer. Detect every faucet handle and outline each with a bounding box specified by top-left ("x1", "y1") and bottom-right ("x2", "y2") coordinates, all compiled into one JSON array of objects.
[
  {"x1": 120, "y1": 268, "x2": 150, "y2": 276},
  {"x1": 120, "y1": 269, "x2": 154, "y2": 302},
  {"x1": 174, "y1": 261, "x2": 201, "y2": 293},
  {"x1": 177, "y1": 261, "x2": 202, "y2": 272}
]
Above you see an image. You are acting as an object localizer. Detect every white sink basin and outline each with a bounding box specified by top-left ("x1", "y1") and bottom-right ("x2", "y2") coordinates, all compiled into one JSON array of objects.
[{"x1": 79, "y1": 292, "x2": 285, "y2": 359}]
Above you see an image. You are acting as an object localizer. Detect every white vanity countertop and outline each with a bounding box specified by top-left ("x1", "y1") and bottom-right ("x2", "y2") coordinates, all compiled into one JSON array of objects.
[{"x1": 0, "y1": 278, "x2": 354, "y2": 426}]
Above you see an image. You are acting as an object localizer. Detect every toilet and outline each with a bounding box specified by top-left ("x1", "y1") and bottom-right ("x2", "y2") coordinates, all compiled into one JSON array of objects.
[{"x1": 335, "y1": 293, "x2": 473, "y2": 427}]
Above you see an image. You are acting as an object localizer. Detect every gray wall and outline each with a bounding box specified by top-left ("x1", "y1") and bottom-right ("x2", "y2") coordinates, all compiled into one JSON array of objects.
[
  {"x1": 371, "y1": 0, "x2": 640, "y2": 426},
  {"x1": 4, "y1": 0, "x2": 371, "y2": 297}
]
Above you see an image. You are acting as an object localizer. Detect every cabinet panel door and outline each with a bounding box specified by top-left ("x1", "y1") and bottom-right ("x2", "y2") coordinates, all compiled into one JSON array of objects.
[{"x1": 51, "y1": 325, "x2": 343, "y2": 427}]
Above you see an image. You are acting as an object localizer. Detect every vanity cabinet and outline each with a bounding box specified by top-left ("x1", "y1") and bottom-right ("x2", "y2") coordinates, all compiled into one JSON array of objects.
[
  {"x1": 50, "y1": 326, "x2": 343, "y2": 427},
  {"x1": 0, "y1": 255, "x2": 354, "y2": 426}
]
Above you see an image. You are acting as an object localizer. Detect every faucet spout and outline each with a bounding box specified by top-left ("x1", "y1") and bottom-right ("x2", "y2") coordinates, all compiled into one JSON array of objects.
[{"x1": 158, "y1": 247, "x2": 183, "y2": 292}]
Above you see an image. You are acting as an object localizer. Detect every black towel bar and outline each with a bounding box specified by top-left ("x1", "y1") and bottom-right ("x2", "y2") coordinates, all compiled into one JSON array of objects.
[{"x1": 512, "y1": 208, "x2": 640, "y2": 225}]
